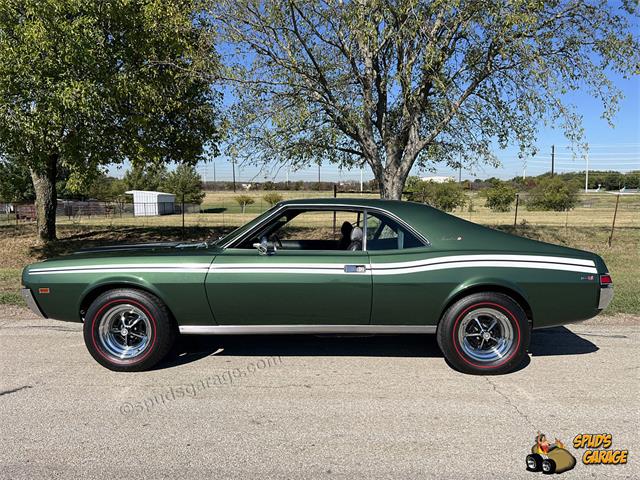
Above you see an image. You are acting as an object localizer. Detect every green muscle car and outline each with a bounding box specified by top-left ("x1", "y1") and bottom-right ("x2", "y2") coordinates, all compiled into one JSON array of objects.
[{"x1": 21, "y1": 199, "x2": 613, "y2": 374}]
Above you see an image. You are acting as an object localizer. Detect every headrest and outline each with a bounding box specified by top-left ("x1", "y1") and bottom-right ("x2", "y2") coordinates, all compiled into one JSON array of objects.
[
  {"x1": 341, "y1": 221, "x2": 353, "y2": 236},
  {"x1": 350, "y1": 226, "x2": 363, "y2": 241}
]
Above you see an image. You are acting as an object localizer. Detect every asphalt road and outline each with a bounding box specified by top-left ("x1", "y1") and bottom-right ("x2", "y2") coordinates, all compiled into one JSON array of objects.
[{"x1": 1, "y1": 307, "x2": 638, "y2": 479}]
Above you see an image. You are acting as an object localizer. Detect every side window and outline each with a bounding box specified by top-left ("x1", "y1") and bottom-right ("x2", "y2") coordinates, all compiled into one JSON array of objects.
[
  {"x1": 366, "y1": 212, "x2": 425, "y2": 251},
  {"x1": 235, "y1": 208, "x2": 366, "y2": 251}
]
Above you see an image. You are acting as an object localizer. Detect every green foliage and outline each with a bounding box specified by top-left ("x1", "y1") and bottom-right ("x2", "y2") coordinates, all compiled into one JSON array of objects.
[
  {"x1": 160, "y1": 164, "x2": 205, "y2": 204},
  {"x1": 0, "y1": 0, "x2": 220, "y2": 238},
  {"x1": 263, "y1": 192, "x2": 284, "y2": 206},
  {"x1": 234, "y1": 195, "x2": 255, "y2": 213},
  {"x1": 526, "y1": 177, "x2": 580, "y2": 211},
  {"x1": 83, "y1": 174, "x2": 126, "y2": 201},
  {"x1": 0, "y1": 158, "x2": 34, "y2": 202},
  {"x1": 406, "y1": 177, "x2": 466, "y2": 212},
  {"x1": 484, "y1": 183, "x2": 517, "y2": 212},
  {"x1": 123, "y1": 165, "x2": 168, "y2": 192},
  {"x1": 214, "y1": 0, "x2": 639, "y2": 198}
]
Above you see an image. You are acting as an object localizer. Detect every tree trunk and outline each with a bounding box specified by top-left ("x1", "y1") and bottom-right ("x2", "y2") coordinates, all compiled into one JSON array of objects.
[
  {"x1": 30, "y1": 155, "x2": 58, "y2": 242},
  {"x1": 379, "y1": 173, "x2": 405, "y2": 200}
]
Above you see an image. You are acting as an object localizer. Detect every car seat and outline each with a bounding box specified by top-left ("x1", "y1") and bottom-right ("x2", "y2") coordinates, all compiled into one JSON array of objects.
[{"x1": 348, "y1": 227, "x2": 363, "y2": 251}]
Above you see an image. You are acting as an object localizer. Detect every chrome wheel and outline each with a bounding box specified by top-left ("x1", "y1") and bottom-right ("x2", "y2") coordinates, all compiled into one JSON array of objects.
[
  {"x1": 97, "y1": 304, "x2": 152, "y2": 359},
  {"x1": 457, "y1": 307, "x2": 514, "y2": 363}
]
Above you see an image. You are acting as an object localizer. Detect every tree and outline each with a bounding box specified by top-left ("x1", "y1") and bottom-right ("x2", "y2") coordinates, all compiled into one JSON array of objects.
[
  {"x1": 263, "y1": 192, "x2": 284, "y2": 206},
  {"x1": 234, "y1": 195, "x2": 255, "y2": 213},
  {"x1": 85, "y1": 174, "x2": 126, "y2": 201},
  {"x1": 484, "y1": 183, "x2": 517, "y2": 212},
  {"x1": 0, "y1": 157, "x2": 35, "y2": 202},
  {"x1": 124, "y1": 164, "x2": 169, "y2": 192},
  {"x1": 526, "y1": 177, "x2": 580, "y2": 211},
  {"x1": 406, "y1": 177, "x2": 465, "y2": 212},
  {"x1": 0, "y1": 0, "x2": 220, "y2": 240},
  {"x1": 160, "y1": 164, "x2": 205, "y2": 204},
  {"x1": 213, "y1": 1, "x2": 639, "y2": 200}
]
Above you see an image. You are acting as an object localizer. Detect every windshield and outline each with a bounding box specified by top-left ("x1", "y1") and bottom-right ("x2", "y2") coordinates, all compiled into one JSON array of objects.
[{"x1": 208, "y1": 205, "x2": 281, "y2": 247}]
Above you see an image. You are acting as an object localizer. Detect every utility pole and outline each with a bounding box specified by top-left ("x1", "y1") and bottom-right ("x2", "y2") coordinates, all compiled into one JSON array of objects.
[
  {"x1": 286, "y1": 167, "x2": 289, "y2": 189},
  {"x1": 458, "y1": 163, "x2": 462, "y2": 183},
  {"x1": 585, "y1": 151, "x2": 589, "y2": 192},
  {"x1": 213, "y1": 160, "x2": 216, "y2": 186},
  {"x1": 317, "y1": 163, "x2": 321, "y2": 191},
  {"x1": 232, "y1": 158, "x2": 236, "y2": 192},
  {"x1": 551, "y1": 145, "x2": 555, "y2": 177},
  {"x1": 360, "y1": 165, "x2": 363, "y2": 192}
]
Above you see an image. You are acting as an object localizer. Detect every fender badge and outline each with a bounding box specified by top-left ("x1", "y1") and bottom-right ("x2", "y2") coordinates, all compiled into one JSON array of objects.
[{"x1": 580, "y1": 275, "x2": 595, "y2": 281}]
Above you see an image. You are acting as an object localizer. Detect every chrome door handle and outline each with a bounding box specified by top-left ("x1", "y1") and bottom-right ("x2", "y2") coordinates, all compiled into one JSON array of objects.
[{"x1": 344, "y1": 265, "x2": 367, "y2": 273}]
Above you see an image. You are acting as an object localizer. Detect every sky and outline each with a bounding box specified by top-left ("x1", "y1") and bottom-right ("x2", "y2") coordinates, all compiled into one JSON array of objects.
[{"x1": 109, "y1": 42, "x2": 640, "y2": 186}]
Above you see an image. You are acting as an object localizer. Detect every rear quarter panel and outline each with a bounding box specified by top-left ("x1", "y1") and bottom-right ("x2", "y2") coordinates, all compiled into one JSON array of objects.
[{"x1": 369, "y1": 249, "x2": 600, "y2": 328}]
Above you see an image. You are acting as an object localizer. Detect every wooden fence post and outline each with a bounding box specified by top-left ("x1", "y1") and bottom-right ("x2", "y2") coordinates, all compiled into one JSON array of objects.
[
  {"x1": 513, "y1": 193, "x2": 519, "y2": 227},
  {"x1": 608, "y1": 194, "x2": 620, "y2": 247}
]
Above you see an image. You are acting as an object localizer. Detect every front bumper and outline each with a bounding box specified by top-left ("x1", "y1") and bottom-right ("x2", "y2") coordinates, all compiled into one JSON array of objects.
[
  {"x1": 21, "y1": 288, "x2": 46, "y2": 318},
  {"x1": 598, "y1": 286, "x2": 614, "y2": 310}
]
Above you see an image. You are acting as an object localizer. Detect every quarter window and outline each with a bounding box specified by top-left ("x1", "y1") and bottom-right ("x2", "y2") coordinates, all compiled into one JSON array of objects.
[{"x1": 365, "y1": 212, "x2": 425, "y2": 250}]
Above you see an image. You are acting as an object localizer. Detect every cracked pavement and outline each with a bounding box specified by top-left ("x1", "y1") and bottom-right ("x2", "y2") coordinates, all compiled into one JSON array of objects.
[{"x1": 1, "y1": 307, "x2": 638, "y2": 479}]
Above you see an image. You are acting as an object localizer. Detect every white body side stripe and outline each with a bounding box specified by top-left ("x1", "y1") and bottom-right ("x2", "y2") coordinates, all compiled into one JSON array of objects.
[
  {"x1": 29, "y1": 264, "x2": 210, "y2": 275},
  {"x1": 370, "y1": 254, "x2": 595, "y2": 269},
  {"x1": 371, "y1": 260, "x2": 596, "y2": 275},
  {"x1": 27, "y1": 255, "x2": 597, "y2": 275}
]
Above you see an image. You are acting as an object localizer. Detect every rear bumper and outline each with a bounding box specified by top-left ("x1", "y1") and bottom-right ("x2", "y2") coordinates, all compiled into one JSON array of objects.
[
  {"x1": 598, "y1": 286, "x2": 614, "y2": 310},
  {"x1": 20, "y1": 288, "x2": 47, "y2": 318}
]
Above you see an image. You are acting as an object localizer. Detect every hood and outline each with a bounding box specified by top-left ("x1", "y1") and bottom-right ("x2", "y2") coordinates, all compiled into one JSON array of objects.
[{"x1": 27, "y1": 241, "x2": 218, "y2": 267}]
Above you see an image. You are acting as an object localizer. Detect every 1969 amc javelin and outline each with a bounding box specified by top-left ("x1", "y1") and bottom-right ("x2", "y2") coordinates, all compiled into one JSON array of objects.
[{"x1": 21, "y1": 199, "x2": 613, "y2": 374}]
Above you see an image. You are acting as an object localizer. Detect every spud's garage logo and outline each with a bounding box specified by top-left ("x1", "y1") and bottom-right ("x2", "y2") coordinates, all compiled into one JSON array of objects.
[
  {"x1": 526, "y1": 432, "x2": 576, "y2": 474},
  {"x1": 573, "y1": 434, "x2": 629, "y2": 465}
]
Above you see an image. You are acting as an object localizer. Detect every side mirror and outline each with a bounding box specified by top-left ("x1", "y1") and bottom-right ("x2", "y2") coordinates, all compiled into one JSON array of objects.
[{"x1": 253, "y1": 239, "x2": 277, "y2": 256}]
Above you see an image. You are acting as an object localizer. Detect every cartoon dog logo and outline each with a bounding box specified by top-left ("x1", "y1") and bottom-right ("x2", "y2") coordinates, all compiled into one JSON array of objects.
[{"x1": 526, "y1": 432, "x2": 577, "y2": 474}]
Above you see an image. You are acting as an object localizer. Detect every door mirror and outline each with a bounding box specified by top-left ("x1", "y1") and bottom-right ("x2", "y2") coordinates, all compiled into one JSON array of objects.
[{"x1": 253, "y1": 237, "x2": 277, "y2": 256}]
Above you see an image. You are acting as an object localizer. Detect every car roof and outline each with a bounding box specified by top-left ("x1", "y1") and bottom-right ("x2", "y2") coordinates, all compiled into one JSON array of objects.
[{"x1": 280, "y1": 197, "x2": 430, "y2": 213}]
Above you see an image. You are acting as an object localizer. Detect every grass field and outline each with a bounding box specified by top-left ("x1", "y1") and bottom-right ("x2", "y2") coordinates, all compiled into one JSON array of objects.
[
  {"x1": 2, "y1": 190, "x2": 637, "y2": 230},
  {"x1": 0, "y1": 200, "x2": 638, "y2": 315}
]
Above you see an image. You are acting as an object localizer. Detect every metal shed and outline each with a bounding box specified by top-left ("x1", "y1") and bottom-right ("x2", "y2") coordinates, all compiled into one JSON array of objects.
[{"x1": 125, "y1": 190, "x2": 176, "y2": 216}]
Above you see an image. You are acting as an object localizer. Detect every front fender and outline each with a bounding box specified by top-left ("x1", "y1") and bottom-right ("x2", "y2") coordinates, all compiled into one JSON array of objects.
[{"x1": 78, "y1": 275, "x2": 165, "y2": 315}]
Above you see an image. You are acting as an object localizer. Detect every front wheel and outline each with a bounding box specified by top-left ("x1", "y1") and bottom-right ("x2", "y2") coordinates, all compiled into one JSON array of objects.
[
  {"x1": 83, "y1": 289, "x2": 176, "y2": 372},
  {"x1": 437, "y1": 292, "x2": 530, "y2": 375},
  {"x1": 542, "y1": 458, "x2": 556, "y2": 474}
]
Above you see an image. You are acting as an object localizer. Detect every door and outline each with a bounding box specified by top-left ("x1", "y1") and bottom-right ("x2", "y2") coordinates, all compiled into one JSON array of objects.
[
  {"x1": 365, "y1": 210, "x2": 436, "y2": 325},
  {"x1": 206, "y1": 209, "x2": 372, "y2": 325}
]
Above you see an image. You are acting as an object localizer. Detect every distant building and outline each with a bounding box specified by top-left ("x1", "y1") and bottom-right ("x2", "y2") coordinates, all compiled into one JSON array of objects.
[
  {"x1": 420, "y1": 175, "x2": 455, "y2": 183},
  {"x1": 125, "y1": 190, "x2": 175, "y2": 216}
]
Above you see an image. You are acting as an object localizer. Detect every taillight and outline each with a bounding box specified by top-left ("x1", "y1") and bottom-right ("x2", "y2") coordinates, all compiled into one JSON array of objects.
[{"x1": 600, "y1": 274, "x2": 613, "y2": 286}]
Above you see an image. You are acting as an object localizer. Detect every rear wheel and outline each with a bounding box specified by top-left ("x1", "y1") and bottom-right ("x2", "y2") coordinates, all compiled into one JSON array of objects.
[
  {"x1": 83, "y1": 289, "x2": 175, "y2": 372},
  {"x1": 526, "y1": 454, "x2": 543, "y2": 472},
  {"x1": 437, "y1": 292, "x2": 530, "y2": 375}
]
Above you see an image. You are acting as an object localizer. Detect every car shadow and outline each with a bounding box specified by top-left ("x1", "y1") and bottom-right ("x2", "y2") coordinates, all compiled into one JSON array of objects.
[
  {"x1": 157, "y1": 326, "x2": 598, "y2": 370},
  {"x1": 530, "y1": 326, "x2": 599, "y2": 356}
]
